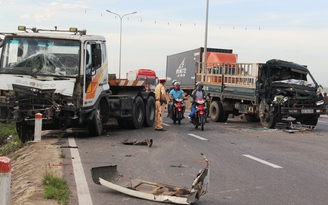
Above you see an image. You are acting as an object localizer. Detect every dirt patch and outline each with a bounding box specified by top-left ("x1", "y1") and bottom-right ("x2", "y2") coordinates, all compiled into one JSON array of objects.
[{"x1": 8, "y1": 138, "x2": 63, "y2": 205}]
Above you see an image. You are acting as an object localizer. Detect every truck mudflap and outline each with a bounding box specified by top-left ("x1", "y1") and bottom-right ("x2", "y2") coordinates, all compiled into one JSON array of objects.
[{"x1": 91, "y1": 154, "x2": 210, "y2": 204}]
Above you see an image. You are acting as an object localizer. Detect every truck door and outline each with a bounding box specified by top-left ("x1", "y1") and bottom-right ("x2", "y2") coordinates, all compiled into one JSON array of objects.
[{"x1": 83, "y1": 41, "x2": 107, "y2": 107}]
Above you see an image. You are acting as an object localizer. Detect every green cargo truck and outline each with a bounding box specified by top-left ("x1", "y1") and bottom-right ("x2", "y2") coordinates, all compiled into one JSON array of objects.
[{"x1": 196, "y1": 59, "x2": 326, "y2": 128}]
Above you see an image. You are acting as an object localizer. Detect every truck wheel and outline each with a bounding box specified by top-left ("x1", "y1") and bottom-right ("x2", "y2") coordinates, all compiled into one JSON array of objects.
[
  {"x1": 16, "y1": 122, "x2": 34, "y2": 142},
  {"x1": 210, "y1": 100, "x2": 226, "y2": 122},
  {"x1": 220, "y1": 111, "x2": 228, "y2": 122},
  {"x1": 127, "y1": 96, "x2": 145, "y2": 129},
  {"x1": 260, "y1": 111, "x2": 276, "y2": 128},
  {"x1": 143, "y1": 96, "x2": 155, "y2": 127},
  {"x1": 300, "y1": 115, "x2": 319, "y2": 126},
  {"x1": 88, "y1": 100, "x2": 108, "y2": 136}
]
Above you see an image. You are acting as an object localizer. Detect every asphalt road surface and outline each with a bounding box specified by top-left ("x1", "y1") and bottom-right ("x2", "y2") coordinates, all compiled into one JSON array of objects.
[{"x1": 60, "y1": 114, "x2": 328, "y2": 205}]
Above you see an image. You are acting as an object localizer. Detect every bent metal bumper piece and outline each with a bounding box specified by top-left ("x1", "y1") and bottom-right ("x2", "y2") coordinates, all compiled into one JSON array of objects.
[{"x1": 91, "y1": 153, "x2": 210, "y2": 204}]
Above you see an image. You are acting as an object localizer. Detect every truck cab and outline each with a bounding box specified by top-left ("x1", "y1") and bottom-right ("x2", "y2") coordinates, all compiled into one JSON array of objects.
[
  {"x1": 0, "y1": 26, "x2": 109, "y2": 141},
  {"x1": 0, "y1": 26, "x2": 156, "y2": 142},
  {"x1": 126, "y1": 68, "x2": 158, "y2": 91}
]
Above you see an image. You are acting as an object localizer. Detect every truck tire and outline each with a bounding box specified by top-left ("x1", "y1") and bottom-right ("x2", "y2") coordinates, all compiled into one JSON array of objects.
[
  {"x1": 16, "y1": 122, "x2": 34, "y2": 142},
  {"x1": 259, "y1": 111, "x2": 276, "y2": 128},
  {"x1": 210, "y1": 100, "x2": 227, "y2": 122},
  {"x1": 88, "y1": 100, "x2": 108, "y2": 136},
  {"x1": 127, "y1": 96, "x2": 145, "y2": 129},
  {"x1": 259, "y1": 102, "x2": 276, "y2": 128},
  {"x1": 220, "y1": 110, "x2": 228, "y2": 122},
  {"x1": 143, "y1": 96, "x2": 155, "y2": 127}
]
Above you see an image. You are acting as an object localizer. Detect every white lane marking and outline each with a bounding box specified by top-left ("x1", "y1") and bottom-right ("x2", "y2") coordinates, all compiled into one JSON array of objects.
[
  {"x1": 188, "y1": 133, "x2": 208, "y2": 141},
  {"x1": 243, "y1": 154, "x2": 283, "y2": 169},
  {"x1": 68, "y1": 138, "x2": 93, "y2": 205},
  {"x1": 218, "y1": 189, "x2": 240, "y2": 194}
]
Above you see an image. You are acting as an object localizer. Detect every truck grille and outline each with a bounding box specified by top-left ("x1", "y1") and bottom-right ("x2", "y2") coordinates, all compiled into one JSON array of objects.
[{"x1": 12, "y1": 84, "x2": 55, "y2": 110}]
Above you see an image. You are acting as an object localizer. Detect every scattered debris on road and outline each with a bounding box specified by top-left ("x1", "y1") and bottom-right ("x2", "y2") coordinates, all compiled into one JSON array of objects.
[
  {"x1": 283, "y1": 122, "x2": 316, "y2": 133},
  {"x1": 121, "y1": 138, "x2": 153, "y2": 147},
  {"x1": 170, "y1": 164, "x2": 188, "y2": 168},
  {"x1": 91, "y1": 154, "x2": 210, "y2": 204},
  {"x1": 60, "y1": 145, "x2": 78, "y2": 149}
]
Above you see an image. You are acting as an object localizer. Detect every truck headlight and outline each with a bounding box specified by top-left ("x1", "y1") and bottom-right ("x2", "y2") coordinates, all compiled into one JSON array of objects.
[
  {"x1": 282, "y1": 96, "x2": 288, "y2": 103},
  {"x1": 316, "y1": 100, "x2": 324, "y2": 106}
]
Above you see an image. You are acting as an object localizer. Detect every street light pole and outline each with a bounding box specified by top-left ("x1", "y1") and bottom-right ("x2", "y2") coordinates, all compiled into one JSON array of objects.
[
  {"x1": 204, "y1": 0, "x2": 209, "y2": 67},
  {"x1": 106, "y1": 10, "x2": 137, "y2": 79}
]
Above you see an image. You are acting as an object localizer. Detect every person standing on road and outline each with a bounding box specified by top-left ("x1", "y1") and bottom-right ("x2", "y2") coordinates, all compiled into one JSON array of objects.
[{"x1": 155, "y1": 78, "x2": 167, "y2": 131}]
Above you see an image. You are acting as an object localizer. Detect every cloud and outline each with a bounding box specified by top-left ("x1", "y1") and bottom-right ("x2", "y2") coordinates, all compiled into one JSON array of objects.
[
  {"x1": 34, "y1": 9, "x2": 56, "y2": 22},
  {"x1": 50, "y1": 1, "x2": 88, "y2": 10},
  {"x1": 20, "y1": 14, "x2": 31, "y2": 19}
]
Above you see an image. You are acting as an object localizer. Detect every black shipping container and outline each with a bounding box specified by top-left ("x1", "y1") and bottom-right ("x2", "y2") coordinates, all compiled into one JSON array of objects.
[{"x1": 166, "y1": 47, "x2": 233, "y2": 92}]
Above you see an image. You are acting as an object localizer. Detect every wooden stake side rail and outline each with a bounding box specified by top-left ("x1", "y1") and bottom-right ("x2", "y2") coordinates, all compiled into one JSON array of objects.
[{"x1": 195, "y1": 62, "x2": 259, "y2": 87}]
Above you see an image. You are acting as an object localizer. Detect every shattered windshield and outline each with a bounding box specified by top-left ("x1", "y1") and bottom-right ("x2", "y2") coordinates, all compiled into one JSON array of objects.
[
  {"x1": 0, "y1": 36, "x2": 80, "y2": 77},
  {"x1": 271, "y1": 66, "x2": 317, "y2": 88}
]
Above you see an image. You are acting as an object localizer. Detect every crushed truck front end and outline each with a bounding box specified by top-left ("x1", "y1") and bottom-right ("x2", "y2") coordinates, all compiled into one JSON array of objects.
[
  {"x1": 0, "y1": 26, "x2": 108, "y2": 141},
  {"x1": 257, "y1": 59, "x2": 326, "y2": 128}
]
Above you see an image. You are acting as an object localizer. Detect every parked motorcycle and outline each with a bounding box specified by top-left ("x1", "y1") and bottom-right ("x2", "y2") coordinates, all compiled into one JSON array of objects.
[
  {"x1": 171, "y1": 98, "x2": 185, "y2": 124},
  {"x1": 192, "y1": 98, "x2": 207, "y2": 131}
]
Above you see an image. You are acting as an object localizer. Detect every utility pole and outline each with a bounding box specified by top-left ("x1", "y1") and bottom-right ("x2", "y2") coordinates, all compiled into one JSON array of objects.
[
  {"x1": 106, "y1": 10, "x2": 137, "y2": 79},
  {"x1": 204, "y1": 0, "x2": 209, "y2": 67}
]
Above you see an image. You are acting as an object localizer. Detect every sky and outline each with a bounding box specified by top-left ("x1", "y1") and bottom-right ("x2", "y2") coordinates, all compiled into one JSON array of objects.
[{"x1": 1, "y1": 0, "x2": 328, "y2": 87}]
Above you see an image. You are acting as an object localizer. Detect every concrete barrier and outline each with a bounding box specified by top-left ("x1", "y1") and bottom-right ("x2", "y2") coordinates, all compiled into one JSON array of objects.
[
  {"x1": 0, "y1": 157, "x2": 11, "y2": 205},
  {"x1": 34, "y1": 113, "x2": 42, "y2": 141}
]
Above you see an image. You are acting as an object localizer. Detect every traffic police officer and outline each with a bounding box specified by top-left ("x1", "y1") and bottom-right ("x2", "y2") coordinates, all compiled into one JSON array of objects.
[{"x1": 154, "y1": 78, "x2": 167, "y2": 131}]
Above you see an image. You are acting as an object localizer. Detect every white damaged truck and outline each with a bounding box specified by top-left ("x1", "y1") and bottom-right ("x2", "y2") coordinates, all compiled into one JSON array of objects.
[{"x1": 0, "y1": 26, "x2": 155, "y2": 142}]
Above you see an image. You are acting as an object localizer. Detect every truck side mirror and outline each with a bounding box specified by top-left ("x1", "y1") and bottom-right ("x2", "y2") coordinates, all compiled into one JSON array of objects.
[{"x1": 92, "y1": 48, "x2": 102, "y2": 68}]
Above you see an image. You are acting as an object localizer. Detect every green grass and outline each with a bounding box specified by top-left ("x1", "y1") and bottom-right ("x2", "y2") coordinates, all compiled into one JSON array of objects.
[
  {"x1": 43, "y1": 170, "x2": 70, "y2": 205},
  {"x1": 59, "y1": 152, "x2": 66, "y2": 158},
  {"x1": 0, "y1": 123, "x2": 23, "y2": 156},
  {"x1": 1, "y1": 123, "x2": 70, "y2": 204}
]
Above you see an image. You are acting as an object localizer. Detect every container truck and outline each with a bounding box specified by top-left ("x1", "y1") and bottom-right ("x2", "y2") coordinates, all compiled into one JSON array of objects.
[
  {"x1": 166, "y1": 47, "x2": 237, "y2": 94},
  {"x1": 195, "y1": 59, "x2": 326, "y2": 128},
  {"x1": 0, "y1": 26, "x2": 155, "y2": 142}
]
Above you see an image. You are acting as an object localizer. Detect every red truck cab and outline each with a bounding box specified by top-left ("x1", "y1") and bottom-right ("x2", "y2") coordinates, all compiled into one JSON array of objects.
[{"x1": 127, "y1": 69, "x2": 158, "y2": 91}]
